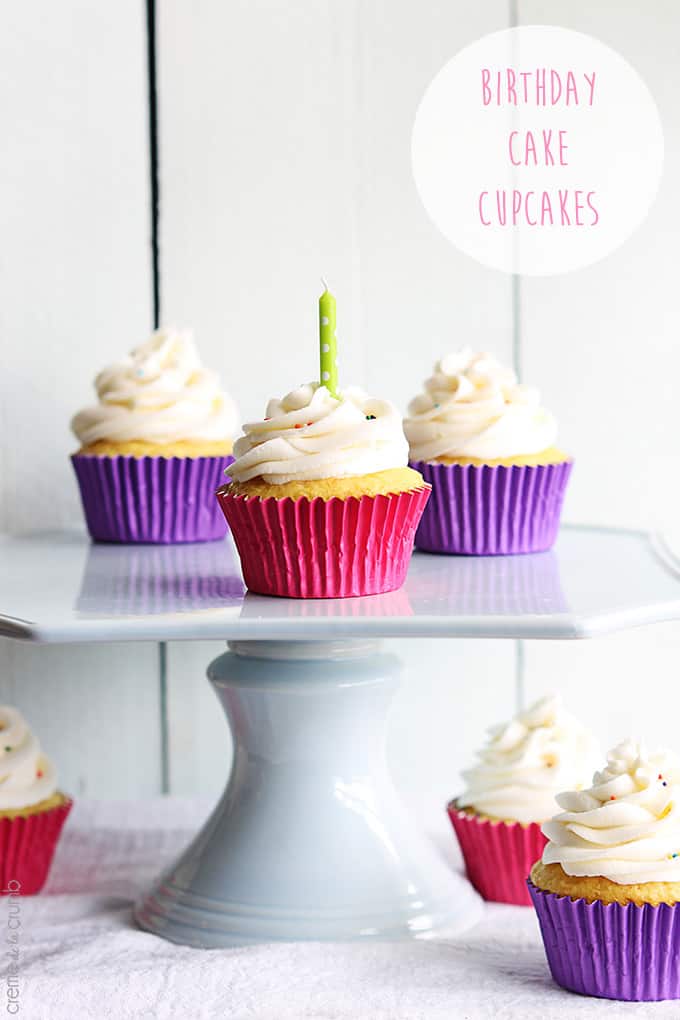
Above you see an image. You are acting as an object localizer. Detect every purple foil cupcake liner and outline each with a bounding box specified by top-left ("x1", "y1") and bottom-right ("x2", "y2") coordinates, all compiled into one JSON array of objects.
[
  {"x1": 410, "y1": 459, "x2": 572, "y2": 555},
  {"x1": 72, "y1": 454, "x2": 234, "y2": 544},
  {"x1": 529, "y1": 881, "x2": 680, "y2": 1001}
]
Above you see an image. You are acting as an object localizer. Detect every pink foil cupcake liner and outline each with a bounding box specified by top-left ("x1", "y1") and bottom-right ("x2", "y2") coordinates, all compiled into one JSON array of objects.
[
  {"x1": 0, "y1": 798, "x2": 72, "y2": 895},
  {"x1": 529, "y1": 880, "x2": 680, "y2": 1001},
  {"x1": 217, "y1": 485, "x2": 430, "y2": 598},
  {"x1": 72, "y1": 454, "x2": 234, "y2": 544},
  {"x1": 410, "y1": 459, "x2": 572, "y2": 555},
  {"x1": 447, "y1": 801, "x2": 546, "y2": 905}
]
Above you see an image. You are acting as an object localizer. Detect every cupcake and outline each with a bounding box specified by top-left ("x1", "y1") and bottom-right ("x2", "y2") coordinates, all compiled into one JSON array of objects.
[
  {"x1": 0, "y1": 707, "x2": 72, "y2": 895},
  {"x1": 448, "y1": 694, "x2": 599, "y2": 905},
  {"x1": 530, "y1": 739, "x2": 680, "y2": 1001},
  {"x1": 216, "y1": 382, "x2": 430, "y2": 598},
  {"x1": 71, "y1": 327, "x2": 237, "y2": 544},
  {"x1": 404, "y1": 349, "x2": 572, "y2": 555}
]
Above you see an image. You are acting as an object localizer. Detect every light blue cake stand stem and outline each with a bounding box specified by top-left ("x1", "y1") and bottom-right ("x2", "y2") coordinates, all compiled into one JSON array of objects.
[{"x1": 135, "y1": 639, "x2": 482, "y2": 946}]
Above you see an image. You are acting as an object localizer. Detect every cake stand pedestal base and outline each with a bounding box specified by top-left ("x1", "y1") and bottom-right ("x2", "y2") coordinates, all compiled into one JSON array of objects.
[{"x1": 135, "y1": 639, "x2": 481, "y2": 947}]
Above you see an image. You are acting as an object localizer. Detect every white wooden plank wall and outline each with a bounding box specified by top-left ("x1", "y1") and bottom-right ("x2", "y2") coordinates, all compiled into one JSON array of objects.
[
  {"x1": 0, "y1": 2, "x2": 678, "y2": 805},
  {"x1": 158, "y1": 0, "x2": 366, "y2": 418},
  {"x1": 0, "y1": 643, "x2": 162, "y2": 799},
  {"x1": 517, "y1": 0, "x2": 680, "y2": 752},
  {"x1": 0, "y1": 2, "x2": 160, "y2": 797}
]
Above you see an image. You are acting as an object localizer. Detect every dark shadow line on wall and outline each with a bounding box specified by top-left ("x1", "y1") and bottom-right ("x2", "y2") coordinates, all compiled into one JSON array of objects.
[
  {"x1": 146, "y1": 0, "x2": 169, "y2": 794},
  {"x1": 146, "y1": 0, "x2": 161, "y2": 329}
]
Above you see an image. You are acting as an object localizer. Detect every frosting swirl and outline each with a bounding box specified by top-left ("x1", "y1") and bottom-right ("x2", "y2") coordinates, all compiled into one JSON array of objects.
[
  {"x1": 458, "y1": 695, "x2": 599, "y2": 824},
  {"x1": 404, "y1": 348, "x2": 558, "y2": 462},
  {"x1": 542, "y1": 738, "x2": 680, "y2": 884},
  {"x1": 71, "y1": 327, "x2": 237, "y2": 445},
  {"x1": 229, "y1": 383, "x2": 409, "y2": 484},
  {"x1": 0, "y1": 707, "x2": 58, "y2": 809}
]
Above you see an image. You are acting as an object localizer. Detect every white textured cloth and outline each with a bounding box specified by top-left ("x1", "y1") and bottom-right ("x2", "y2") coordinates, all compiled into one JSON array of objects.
[{"x1": 4, "y1": 799, "x2": 675, "y2": 1019}]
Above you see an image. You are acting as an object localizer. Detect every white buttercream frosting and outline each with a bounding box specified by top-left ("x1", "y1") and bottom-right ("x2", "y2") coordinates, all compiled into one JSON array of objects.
[
  {"x1": 228, "y1": 382, "x2": 409, "y2": 484},
  {"x1": 0, "y1": 707, "x2": 58, "y2": 810},
  {"x1": 457, "y1": 695, "x2": 600, "y2": 824},
  {"x1": 404, "y1": 348, "x2": 558, "y2": 463},
  {"x1": 71, "y1": 327, "x2": 237, "y2": 445},
  {"x1": 542, "y1": 738, "x2": 680, "y2": 884}
]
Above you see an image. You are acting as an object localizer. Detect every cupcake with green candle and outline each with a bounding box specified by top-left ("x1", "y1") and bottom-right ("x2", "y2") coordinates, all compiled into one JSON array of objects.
[{"x1": 217, "y1": 286, "x2": 430, "y2": 598}]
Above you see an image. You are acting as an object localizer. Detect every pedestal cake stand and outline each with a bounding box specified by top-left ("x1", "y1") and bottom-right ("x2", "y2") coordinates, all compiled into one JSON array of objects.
[{"x1": 1, "y1": 526, "x2": 679, "y2": 947}]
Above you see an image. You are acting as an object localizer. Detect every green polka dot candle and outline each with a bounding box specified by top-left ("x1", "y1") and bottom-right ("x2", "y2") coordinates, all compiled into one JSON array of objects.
[{"x1": 319, "y1": 282, "x2": 338, "y2": 398}]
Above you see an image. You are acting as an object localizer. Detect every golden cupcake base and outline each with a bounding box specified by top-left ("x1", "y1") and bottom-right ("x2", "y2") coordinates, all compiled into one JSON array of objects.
[
  {"x1": 225, "y1": 466, "x2": 424, "y2": 502},
  {"x1": 75, "y1": 438, "x2": 233, "y2": 459},
  {"x1": 0, "y1": 791, "x2": 70, "y2": 821},
  {"x1": 431, "y1": 446, "x2": 571, "y2": 468},
  {"x1": 530, "y1": 860, "x2": 680, "y2": 906}
]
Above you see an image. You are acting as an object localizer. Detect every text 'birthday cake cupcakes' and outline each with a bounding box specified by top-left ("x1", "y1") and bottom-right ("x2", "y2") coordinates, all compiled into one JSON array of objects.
[
  {"x1": 217, "y1": 286, "x2": 429, "y2": 598},
  {"x1": 530, "y1": 739, "x2": 680, "y2": 1001},
  {"x1": 404, "y1": 349, "x2": 572, "y2": 555},
  {"x1": 71, "y1": 327, "x2": 237, "y2": 544},
  {"x1": 0, "y1": 707, "x2": 72, "y2": 895},
  {"x1": 448, "y1": 694, "x2": 599, "y2": 905}
]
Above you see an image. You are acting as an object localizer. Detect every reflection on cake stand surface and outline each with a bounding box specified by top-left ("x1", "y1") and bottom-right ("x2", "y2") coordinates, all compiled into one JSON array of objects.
[
  {"x1": 2, "y1": 526, "x2": 680, "y2": 946},
  {"x1": 76, "y1": 539, "x2": 245, "y2": 616}
]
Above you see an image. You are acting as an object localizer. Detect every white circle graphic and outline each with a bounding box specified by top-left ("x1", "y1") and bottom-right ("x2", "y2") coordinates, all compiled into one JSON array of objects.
[{"x1": 411, "y1": 26, "x2": 664, "y2": 276}]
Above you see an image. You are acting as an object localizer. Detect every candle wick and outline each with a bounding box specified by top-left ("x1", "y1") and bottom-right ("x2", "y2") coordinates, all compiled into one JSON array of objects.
[{"x1": 320, "y1": 276, "x2": 328, "y2": 293}]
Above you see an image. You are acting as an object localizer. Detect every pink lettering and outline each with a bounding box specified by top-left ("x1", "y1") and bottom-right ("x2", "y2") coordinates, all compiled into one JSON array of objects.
[
  {"x1": 558, "y1": 130, "x2": 568, "y2": 165},
  {"x1": 550, "y1": 70, "x2": 562, "y2": 104},
  {"x1": 481, "y1": 69, "x2": 492, "y2": 106},
  {"x1": 574, "y1": 190, "x2": 585, "y2": 225},
  {"x1": 525, "y1": 191, "x2": 537, "y2": 226},
  {"x1": 512, "y1": 189, "x2": 522, "y2": 225},
  {"x1": 587, "y1": 191, "x2": 599, "y2": 225},
  {"x1": 558, "y1": 189, "x2": 571, "y2": 225},
  {"x1": 541, "y1": 191, "x2": 554, "y2": 226},
  {"x1": 506, "y1": 68, "x2": 517, "y2": 106},
  {"x1": 565, "y1": 71, "x2": 578, "y2": 105}
]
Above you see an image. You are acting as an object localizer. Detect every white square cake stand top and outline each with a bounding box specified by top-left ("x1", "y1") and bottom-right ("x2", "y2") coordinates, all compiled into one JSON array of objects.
[{"x1": 0, "y1": 524, "x2": 679, "y2": 644}]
